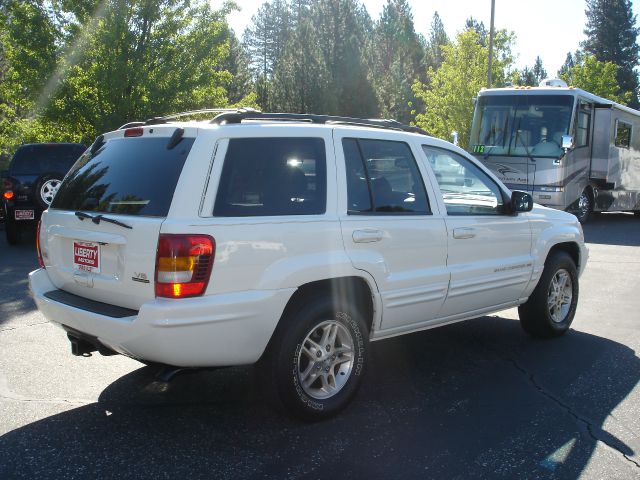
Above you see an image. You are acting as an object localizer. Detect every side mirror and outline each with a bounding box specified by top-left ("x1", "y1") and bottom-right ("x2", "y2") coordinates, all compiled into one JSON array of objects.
[
  {"x1": 511, "y1": 190, "x2": 533, "y2": 213},
  {"x1": 561, "y1": 135, "x2": 573, "y2": 150}
]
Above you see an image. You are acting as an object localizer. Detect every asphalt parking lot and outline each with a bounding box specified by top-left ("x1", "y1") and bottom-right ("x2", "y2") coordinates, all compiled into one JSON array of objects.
[{"x1": 1, "y1": 214, "x2": 639, "y2": 480}]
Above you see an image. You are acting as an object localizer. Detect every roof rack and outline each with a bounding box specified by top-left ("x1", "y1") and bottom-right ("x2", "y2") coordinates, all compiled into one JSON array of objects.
[
  {"x1": 136, "y1": 107, "x2": 428, "y2": 135},
  {"x1": 210, "y1": 110, "x2": 429, "y2": 135},
  {"x1": 144, "y1": 108, "x2": 261, "y2": 125}
]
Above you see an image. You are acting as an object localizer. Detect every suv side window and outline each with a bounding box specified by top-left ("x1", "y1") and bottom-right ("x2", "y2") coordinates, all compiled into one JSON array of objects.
[
  {"x1": 343, "y1": 138, "x2": 430, "y2": 214},
  {"x1": 214, "y1": 137, "x2": 326, "y2": 217},
  {"x1": 422, "y1": 146, "x2": 504, "y2": 216}
]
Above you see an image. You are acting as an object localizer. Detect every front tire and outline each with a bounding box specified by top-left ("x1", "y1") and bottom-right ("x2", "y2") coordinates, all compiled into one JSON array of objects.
[
  {"x1": 569, "y1": 189, "x2": 592, "y2": 224},
  {"x1": 265, "y1": 296, "x2": 369, "y2": 420},
  {"x1": 518, "y1": 251, "x2": 579, "y2": 338}
]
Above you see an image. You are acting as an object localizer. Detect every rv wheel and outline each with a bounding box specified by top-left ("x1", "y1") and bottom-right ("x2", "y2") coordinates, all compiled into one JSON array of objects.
[{"x1": 571, "y1": 189, "x2": 592, "y2": 224}]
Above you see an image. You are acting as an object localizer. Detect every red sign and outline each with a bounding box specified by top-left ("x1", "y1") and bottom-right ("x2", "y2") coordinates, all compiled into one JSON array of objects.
[{"x1": 73, "y1": 242, "x2": 100, "y2": 272}]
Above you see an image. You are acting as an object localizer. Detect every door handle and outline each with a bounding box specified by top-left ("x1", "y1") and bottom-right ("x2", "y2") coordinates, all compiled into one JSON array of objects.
[
  {"x1": 453, "y1": 227, "x2": 476, "y2": 239},
  {"x1": 353, "y1": 229, "x2": 384, "y2": 243}
]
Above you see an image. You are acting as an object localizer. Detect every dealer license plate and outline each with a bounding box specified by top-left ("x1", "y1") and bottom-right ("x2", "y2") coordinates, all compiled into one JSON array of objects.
[
  {"x1": 73, "y1": 241, "x2": 101, "y2": 273},
  {"x1": 15, "y1": 209, "x2": 34, "y2": 220}
]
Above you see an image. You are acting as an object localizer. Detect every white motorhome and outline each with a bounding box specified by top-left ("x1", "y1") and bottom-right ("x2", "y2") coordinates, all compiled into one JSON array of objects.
[{"x1": 469, "y1": 79, "x2": 640, "y2": 222}]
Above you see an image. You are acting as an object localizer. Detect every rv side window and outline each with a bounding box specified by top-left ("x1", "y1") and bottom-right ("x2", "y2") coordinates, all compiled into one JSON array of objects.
[
  {"x1": 576, "y1": 102, "x2": 591, "y2": 147},
  {"x1": 615, "y1": 121, "x2": 632, "y2": 148}
]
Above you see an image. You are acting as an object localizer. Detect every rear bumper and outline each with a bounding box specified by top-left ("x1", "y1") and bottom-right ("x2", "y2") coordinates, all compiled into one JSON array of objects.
[{"x1": 29, "y1": 268, "x2": 294, "y2": 367}]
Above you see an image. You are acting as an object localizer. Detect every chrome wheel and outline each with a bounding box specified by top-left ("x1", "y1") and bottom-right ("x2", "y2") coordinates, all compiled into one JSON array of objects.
[
  {"x1": 40, "y1": 179, "x2": 62, "y2": 206},
  {"x1": 547, "y1": 269, "x2": 573, "y2": 323},
  {"x1": 296, "y1": 320, "x2": 355, "y2": 400},
  {"x1": 574, "y1": 191, "x2": 591, "y2": 223}
]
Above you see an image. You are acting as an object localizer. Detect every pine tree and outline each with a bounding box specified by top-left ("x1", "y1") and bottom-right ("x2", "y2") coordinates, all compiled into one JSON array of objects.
[
  {"x1": 373, "y1": 0, "x2": 426, "y2": 123},
  {"x1": 582, "y1": 0, "x2": 639, "y2": 107},
  {"x1": 223, "y1": 33, "x2": 254, "y2": 105},
  {"x1": 242, "y1": 0, "x2": 291, "y2": 109},
  {"x1": 532, "y1": 56, "x2": 547, "y2": 84},
  {"x1": 424, "y1": 11, "x2": 449, "y2": 71}
]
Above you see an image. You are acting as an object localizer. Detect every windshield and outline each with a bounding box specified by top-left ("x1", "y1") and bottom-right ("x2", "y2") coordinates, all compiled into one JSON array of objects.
[
  {"x1": 10, "y1": 144, "x2": 86, "y2": 175},
  {"x1": 470, "y1": 94, "x2": 574, "y2": 158}
]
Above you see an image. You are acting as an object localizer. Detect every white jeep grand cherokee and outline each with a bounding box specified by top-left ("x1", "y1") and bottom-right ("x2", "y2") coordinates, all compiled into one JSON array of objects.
[{"x1": 29, "y1": 110, "x2": 587, "y2": 420}]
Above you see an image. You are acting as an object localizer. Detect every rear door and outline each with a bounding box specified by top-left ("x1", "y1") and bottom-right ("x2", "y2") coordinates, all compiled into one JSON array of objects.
[
  {"x1": 335, "y1": 131, "x2": 449, "y2": 334},
  {"x1": 40, "y1": 127, "x2": 198, "y2": 310}
]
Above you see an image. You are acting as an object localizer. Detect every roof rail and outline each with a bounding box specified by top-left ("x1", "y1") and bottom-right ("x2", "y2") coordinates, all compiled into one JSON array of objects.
[
  {"x1": 210, "y1": 111, "x2": 429, "y2": 135},
  {"x1": 144, "y1": 108, "x2": 261, "y2": 125}
]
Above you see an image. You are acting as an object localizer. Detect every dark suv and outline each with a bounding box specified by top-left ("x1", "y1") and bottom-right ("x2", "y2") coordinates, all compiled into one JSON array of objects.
[{"x1": 2, "y1": 143, "x2": 86, "y2": 244}]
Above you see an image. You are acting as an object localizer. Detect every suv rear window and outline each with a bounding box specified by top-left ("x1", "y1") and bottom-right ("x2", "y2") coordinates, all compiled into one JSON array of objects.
[
  {"x1": 51, "y1": 136, "x2": 194, "y2": 217},
  {"x1": 214, "y1": 137, "x2": 326, "y2": 216},
  {"x1": 10, "y1": 144, "x2": 86, "y2": 175}
]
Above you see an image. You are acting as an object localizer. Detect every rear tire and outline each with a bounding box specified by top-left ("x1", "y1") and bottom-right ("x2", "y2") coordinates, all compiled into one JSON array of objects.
[
  {"x1": 263, "y1": 296, "x2": 369, "y2": 421},
  {"x1": 5, "y1": 218, "x2": 20, "y2": 245},
  {"x1": 518, "y1": 251, "x2": 579, "y2": 338}
]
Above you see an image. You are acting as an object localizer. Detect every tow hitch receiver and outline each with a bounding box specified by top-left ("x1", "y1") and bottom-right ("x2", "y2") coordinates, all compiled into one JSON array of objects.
[{"x1": 68, "y1": 334, "x2": 97, "y2": 356}]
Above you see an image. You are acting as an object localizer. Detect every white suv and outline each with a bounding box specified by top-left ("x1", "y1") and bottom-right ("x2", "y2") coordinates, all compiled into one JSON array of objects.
[{"x1": 29, "y1": 110, "x2": 588, "y2": 419}]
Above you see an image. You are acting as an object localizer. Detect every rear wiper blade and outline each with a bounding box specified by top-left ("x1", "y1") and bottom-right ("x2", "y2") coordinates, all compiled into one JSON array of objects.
[{"x1": 74, "y1": 211, "x2": 132, "y2": 229}]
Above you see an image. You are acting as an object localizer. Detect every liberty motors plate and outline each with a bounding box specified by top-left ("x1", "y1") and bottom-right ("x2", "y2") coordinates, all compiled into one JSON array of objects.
[{"x1": 73, "y1": 241, "x2": 101, "y2": 273}]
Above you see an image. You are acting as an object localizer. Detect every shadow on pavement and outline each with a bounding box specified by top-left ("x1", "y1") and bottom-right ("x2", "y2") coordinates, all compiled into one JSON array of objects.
[
  {"x1": 1, "y1": 316, "x2": 638, "y2": 479},
  {"x1": 0, "y1": 224, "x2": 39, "y2": 321},
  {"x1": 582, "y1": 212, "x2": 640, "y2": 246}
]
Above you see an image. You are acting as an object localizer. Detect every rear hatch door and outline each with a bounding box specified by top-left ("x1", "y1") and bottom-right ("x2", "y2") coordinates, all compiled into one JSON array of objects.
[{"x1": 40, "y1": 127, "x2": 197, "y2": 310}]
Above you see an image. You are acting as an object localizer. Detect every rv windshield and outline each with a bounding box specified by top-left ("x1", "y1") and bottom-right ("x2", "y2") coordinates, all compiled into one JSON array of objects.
[{"x1": 470, "y1": 94, "x2": 574, "y2": 158}]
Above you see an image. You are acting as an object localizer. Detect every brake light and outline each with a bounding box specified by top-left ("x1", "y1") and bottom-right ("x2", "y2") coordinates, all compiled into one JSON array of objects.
[
  {"x1": 124, "y1": 127, "x2": 144, "y2": 137},
  {"x1": 3, "y1": 191, "x2": 13, "y2": 200},
  {"x1": 155, "y1": 234, "x2": 215, "y2": 298},
  {"x1": 36, "y1": 220, "x2": 44, "y2": 268}
]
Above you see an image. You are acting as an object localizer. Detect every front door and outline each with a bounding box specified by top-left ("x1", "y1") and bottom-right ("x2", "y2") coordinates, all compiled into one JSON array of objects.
[{"x1": 421, "y1": 145, "x2": 534, "y2": 318}]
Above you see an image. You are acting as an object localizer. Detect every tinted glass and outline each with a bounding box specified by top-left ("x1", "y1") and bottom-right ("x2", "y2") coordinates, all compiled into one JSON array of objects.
[
  {"x1": 214, "y1": 137, "x2": 326, "y2": 216},
  {"x1": 423, "y1": 146, "x2": 504, "y2": 215},
  {"x1": 615, "y1": 121, "x2": 631, "y2": 148},
  {"x1": 343, "y1": 138, "x2": 373, "y2": 212},
  {"x1": 10, "y1": 144, "x2": 86, "y2": 175},
  {"x1": 344, "y1": 138, "x2": 430, "y2": 214},
  {"x1": 52, "y1": 136, "x2": 194, "y2": 216}
]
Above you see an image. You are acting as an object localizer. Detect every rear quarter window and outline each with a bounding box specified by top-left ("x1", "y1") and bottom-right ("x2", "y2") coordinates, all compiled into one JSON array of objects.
[
  {"x1": 213, "y1": 137, "x2": 326, "y2": 216},
  {"x1": 51, "y1": 136, "x2": 194, "y2": 217}
]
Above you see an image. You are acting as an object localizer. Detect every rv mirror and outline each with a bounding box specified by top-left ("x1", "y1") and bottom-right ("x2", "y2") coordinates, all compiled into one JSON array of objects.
[
  {"x1": 511, "y1": 190, "x2": 533, "y2": 213},
  {"x1": 561, "y1": 134, "x2": 573, "y2": 150}
]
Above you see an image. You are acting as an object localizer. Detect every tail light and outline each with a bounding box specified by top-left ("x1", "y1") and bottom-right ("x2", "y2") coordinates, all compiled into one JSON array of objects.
[
  {"x1": 36, "y1": 219, "x2": 44, "y2": 267},
  {"x1": 2, "y1": 179, "x2": 12, "y2": 200},
  {"x1": 155, "y1": 234, "x2": 215, "y2": 298}
]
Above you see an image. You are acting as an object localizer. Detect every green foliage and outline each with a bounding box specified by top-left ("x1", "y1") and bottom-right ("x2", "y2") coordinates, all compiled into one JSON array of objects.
[
  {"x1": 269, "y1": 0, "x2": 377, "y2": 117},
  {"x1": 511, "y1": 56, "x2": 547, "y2": 87},
  {"x1": 0, "y1": 0, "x2": 240, "y2": 159},
  {"x1": 0, "y1": 1, "x2": 62, "y2": 159},
  {"x1": 372, "y1": 0, "x2": 426, "y2": 123},
  {"x1": 424, "y1": 12, "x2": 449, "y2": 72},
  {"x1": 412, "y1": 28, "x2": 514, "y2": 149},
  {"x1": 559, "y1": 55, "x2": 631, "y2": 104},
  {"x1": 582, "y1": 0, "x2": 639, "y2": 107}
]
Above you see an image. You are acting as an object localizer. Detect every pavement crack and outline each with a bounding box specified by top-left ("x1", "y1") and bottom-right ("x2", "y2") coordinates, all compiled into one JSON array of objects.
[
  {"x1": 0, "y1": 320, "x2": 50, "y2": 332},
  {"x1": 505, "y1": 356, "x2": 640, "y2": 469}
]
